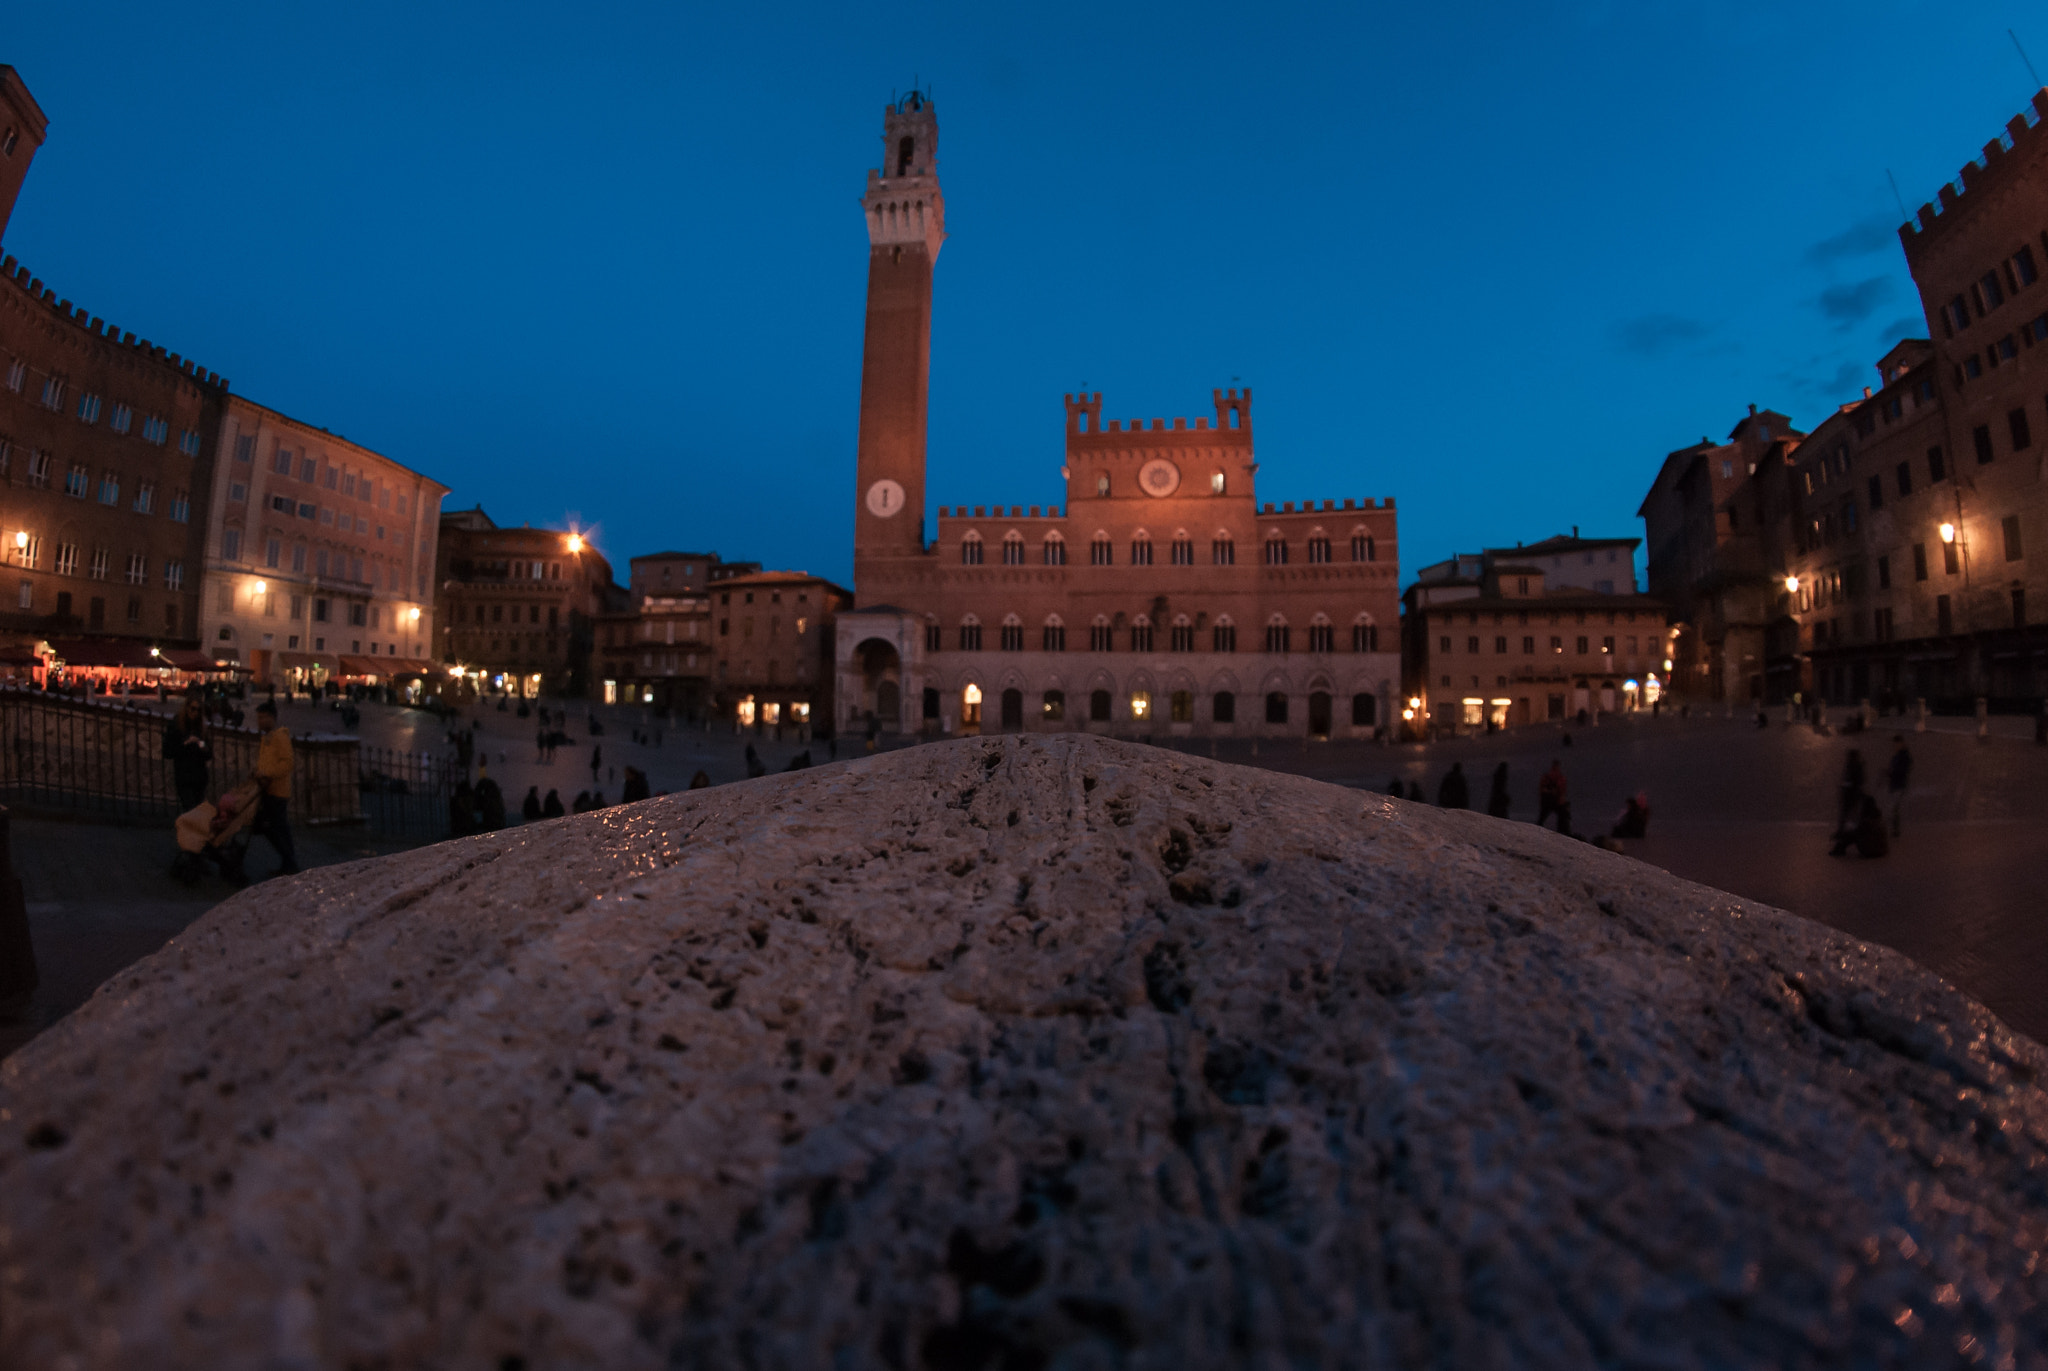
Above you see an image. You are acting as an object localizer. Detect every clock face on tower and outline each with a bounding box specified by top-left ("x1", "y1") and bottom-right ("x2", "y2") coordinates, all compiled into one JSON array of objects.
[
  {"x1": 1138, "y1": 459, "x2": 1181, "y2": 497},
  {"x1": 865, "y1": 479, "x2": 906, "y2": 518}
]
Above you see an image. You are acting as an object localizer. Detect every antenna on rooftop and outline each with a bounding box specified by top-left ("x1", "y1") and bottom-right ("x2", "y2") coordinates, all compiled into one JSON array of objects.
[
  {"x1": 1885, "y1": 169, "x2": 1910, "y2": 224},
  {"x1": 2012, "y1": 29, "x2": 2043, "y2": 89}
]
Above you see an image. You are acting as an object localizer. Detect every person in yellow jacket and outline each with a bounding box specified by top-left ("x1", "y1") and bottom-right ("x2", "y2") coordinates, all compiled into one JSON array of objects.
[{"x1": 251, "y1": 699, "x2": 301, "y2": 877}]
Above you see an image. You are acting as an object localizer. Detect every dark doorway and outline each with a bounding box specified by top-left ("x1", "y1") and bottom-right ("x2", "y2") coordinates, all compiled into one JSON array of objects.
[
  {"x1": 1265, "y1": 692, "x2": 1289, "y2": 724},
  {"x1": 876, "y1": 680, "x2": 900, "y2": 727},
  {"x1": 1308, "y1": 691, "x2": 1332, "y2": 737},
  {"x1": 1000, "y1": 688, "x2": 1023, "y2": 731},
  {"x1": 1213, "y1": 691, "x2": 1235, "y2": 723},
  {"x1": 1351, "y1": 692, "x2": 1376, "y2": 726},
  {"x1": 1090, "y1": 689, "x2": 1112, "y2": 722}
]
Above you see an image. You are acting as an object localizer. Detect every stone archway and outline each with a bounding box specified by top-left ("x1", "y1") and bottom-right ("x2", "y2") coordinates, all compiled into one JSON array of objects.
[{"x1": 856, "y1": 637, "x2": 904, "y2": 733}]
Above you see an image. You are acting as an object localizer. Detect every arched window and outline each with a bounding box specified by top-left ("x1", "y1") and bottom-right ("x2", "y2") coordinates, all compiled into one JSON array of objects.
[
  {"x1": 961, "y1": 531, "x2": 984, "y2": 566},
  {"x1": 1212, "y1": 613, "x2": 1237, "y2": 653},
  {"x1": 1263, "y1": 533, "x2": 1289, "y2": 566},
  {"x1": 959, "y1": 614, "x2": 983, "y2": 651},
  {"x1": 1210, "y1": 471, "x2": 1226, "y2": 495},
  {"x1": 1095, "y1": 472, "x2": 1111, "y2": 497},
  {"x1": 999, "y1": 613, "x2": 1024, "y2": 651},
  {"x1": 1350, "y1": 527, "x2": 1376, "y2": 562},
  {"x1": 1170, "y1": 530, "x2": 1194, "y2": 565},
  {"x1": 1042, "y1": 613, "x2": 1066, "y2": 652},
  {"x1": 1129, "y1": 531, "x2": 1154, "y2": 566},
  {"x1": 1090, "y1": 532, "x2": 1114, "y2": 566},
  {"x1": 1170, "y1": 613, "x2": 1195, "y2": 652},
  {"x1": 1089, "y1": 614, "x2": 1113, "y2": 651},
  {"x1": 1307, "y1": 612, "x2": 1335, "y2": 653},
  {"x1": 1042, "y1": 689, "x2": 1066, "y2": 721},
  {"x1": 896, "y1": 135, "x2": 915, "y2": 176},
  {"x1": 1265, "y1": 691, "x2": 1290, "y2": 724},
  {"x1": 1211, "y1": 533, "x2": 1235, "y2": 565},
  {"x1": 1306, "y1": 528, "x2": 1332, "y2": 564},
  {"x1": 1265, "y1": 613, "x2": 1290, "y2": 654},
  {"x1": 1129, "y1": 614, "x2": 1154, "y2": 652},
  {"x1": 1001, "y1": 531, "x2": 1025, "y2": 566},
  {"x1": 1352, "y1": 612, "x2": 1379, "y2": 652},
  {"x1": 925, "y1": 613, "x2": 942, "y2": 652},
  {"x1": 1213, "y1": 690, "x2": 1236, "y2": 723},
  {"x1": 1042, "y1": 531, "x2": 1067, "y2": 566},
  {"x1": 1090, "y1": 688, "x2": 1113, "y2": 722}
]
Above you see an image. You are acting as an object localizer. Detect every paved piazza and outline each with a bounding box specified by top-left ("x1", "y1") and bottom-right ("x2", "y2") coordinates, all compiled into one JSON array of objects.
[{"x1": 7, "y1": 694, "x2": 2046, "y2": 1055}]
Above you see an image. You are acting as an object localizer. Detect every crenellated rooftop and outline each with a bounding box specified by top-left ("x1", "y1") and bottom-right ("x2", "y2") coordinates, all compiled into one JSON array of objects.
[
  {"x1": 1900, "y1": 88, "x2": 2048, "y2": 264},
  {"x1": 1, "y1": 254, "x2": 227, "y2": 390}
]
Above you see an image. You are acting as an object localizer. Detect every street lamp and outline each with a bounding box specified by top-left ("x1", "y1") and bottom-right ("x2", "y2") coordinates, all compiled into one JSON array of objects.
[
  {"x1": 566, "y1": 533, "x2": 585, "y2": 554},
  {"x1": 252, "y1": 579, "x2": 266, "y2": 596},
  {"x1": 1939, "y1": 521, "x2": 1956, "y2": 544},
  {"x1": 1784, "y1": 575, "x2": 1799, "y2": 593}
]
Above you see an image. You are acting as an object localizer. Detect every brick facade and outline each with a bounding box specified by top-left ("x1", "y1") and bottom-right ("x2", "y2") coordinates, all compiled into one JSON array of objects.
[
  {"x1": 435, "y1": 507, "x2": 618, "y2": 699},
  {"x1": 837, "y1": 96, "x2": 1400, "y2": 739}
]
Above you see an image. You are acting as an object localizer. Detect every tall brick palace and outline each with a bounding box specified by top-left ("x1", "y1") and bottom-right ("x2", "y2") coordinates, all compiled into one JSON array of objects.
[{"x1": 833, "y1": 95, "x2": 1401, "y2": 738}]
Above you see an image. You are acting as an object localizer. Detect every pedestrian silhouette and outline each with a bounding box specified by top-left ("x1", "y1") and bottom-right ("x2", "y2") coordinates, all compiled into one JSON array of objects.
[
  {"x1": 522, "y1": 785, "x2": 542, "y2": 822},
  {"x1": 1436, "y1": 762, "x2": 1469, "y2": 809},
  {"x1": 688, "y1": 770, "x2": 711, "y2": 790},
  {"x1": 541, "y1": 788, "x2": 564, "y2": 818},
  {"x1": 1387, "y1": 776, "x2": 1404, "y2": 797},
  {"x1": 1885, "y1": 735, "x2": 1912, "y2": 836},
  {"x1": 1486, "y1": 763, "x2": 1510, "y2": 818},
  {"x1": 1536, "y1": 760, "x2": 1570, "y2": 833},
  {"x1": 1406, "y1": 781, "x2": 1424, "y2": 803}
]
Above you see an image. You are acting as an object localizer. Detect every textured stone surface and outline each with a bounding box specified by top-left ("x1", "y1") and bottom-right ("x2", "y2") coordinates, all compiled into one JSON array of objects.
[{"x1": 4, "y1": 735, "x2": 2047, "y2": 1369}]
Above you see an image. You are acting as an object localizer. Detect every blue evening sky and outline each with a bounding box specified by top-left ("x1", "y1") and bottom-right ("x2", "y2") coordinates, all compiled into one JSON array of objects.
[{"x1": 3, "y1": 2, "x2": 2042, "y2": 589}]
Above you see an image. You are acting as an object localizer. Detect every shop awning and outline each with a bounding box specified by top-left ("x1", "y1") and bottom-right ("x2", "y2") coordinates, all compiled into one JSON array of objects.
[
  {"x1": 333, "y1": 655, "x2": 437, "y2": 677},
  {"x1": 161, "y1": 649, "x2": 224, "y2": 672}
]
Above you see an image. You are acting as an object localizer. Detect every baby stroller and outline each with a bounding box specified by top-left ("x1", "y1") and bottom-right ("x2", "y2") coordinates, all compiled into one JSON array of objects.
[{"x1": 174, "y1": 778, "x2": 263, "y2": 886}]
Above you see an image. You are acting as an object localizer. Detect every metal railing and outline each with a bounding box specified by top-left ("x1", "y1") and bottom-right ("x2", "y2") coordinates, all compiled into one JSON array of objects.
[{"x1": 0, "y1": 687, "x2": 445, "y2": 835}]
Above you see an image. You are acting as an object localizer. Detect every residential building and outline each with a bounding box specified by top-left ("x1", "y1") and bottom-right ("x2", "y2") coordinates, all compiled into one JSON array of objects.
[
  {"x1": 1645, "y1": 88, "x2": 2048, "y2": 711},
  {"x1": 714, "y1": 570, "x2": 851, "y2": 730},
  {"x1": 1895, "y1": 89, "x2": 2048, "y2": 705},
  {"x1": 1402, "y1": 541, "x2": 1670, "y2": 732},
  {"x1": 435, "y1": 506, "x2": 618, "y2": 698},
  {"x1": 0, "y1": 66, "x2": 226, "y2": 665},
  {"x1": 597, "y1": 551, "x2": 721, "y2": 712},
  {"x1": 1639, "y1": 407, "x2": 1805, "y2": 702},
  {"x1": 833, "y1": 95, "x2": 1402, "y2": 739},
  {"x1": 201, "y1": 397, "x2": 447, "y2": 690}
]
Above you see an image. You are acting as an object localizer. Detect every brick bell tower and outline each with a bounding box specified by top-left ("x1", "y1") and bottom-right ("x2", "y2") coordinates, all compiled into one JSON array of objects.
[{"x1": 852, "y1": 92, "x2": 943, "y2": 600}]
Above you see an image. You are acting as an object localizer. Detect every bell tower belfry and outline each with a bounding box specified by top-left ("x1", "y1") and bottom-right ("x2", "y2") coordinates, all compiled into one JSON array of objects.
[{"x1": 852, "y1": 92, "x2": 944, "y2": 599}]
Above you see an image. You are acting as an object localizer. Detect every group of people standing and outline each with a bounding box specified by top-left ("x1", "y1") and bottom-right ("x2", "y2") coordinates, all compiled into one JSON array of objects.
[
  {"x1": 1392, "y1": 758, "x2": 1643, "y2": 844},
  {"x1": 1829, "y1": 737, "x2": 1912, "y2": 858}
]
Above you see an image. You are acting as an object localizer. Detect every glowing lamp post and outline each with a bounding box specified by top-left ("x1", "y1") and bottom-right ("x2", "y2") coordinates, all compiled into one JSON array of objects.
[{"x1": 1939, "y1": 522, "x2": 1956, "y2": 544}]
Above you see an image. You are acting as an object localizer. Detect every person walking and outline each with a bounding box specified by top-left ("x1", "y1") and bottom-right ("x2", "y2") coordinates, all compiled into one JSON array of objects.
[
  {"x1": 1387, "y1": 776, "x2": 1405, "y2": 797},
  {"x1": 745, "y1": 743, "x2": 767, "y2": 779},
  {"x1": 250, "y1": 700, "x2": 301, "y2": 878},
  {"x1": 162, "y1": 690, "x2": 212, "y2": 880},
  {"x1": 476, "y1": 767, "x2": 506, "y2": 831},
  {"x1": 541, "y1": 788, "x2": 565, "y2": 818},
  {"x1": 521, "y1": 785, "x2": 543, "y2": 822},
  {"x1": 1885, "y1": 735, "x2": 1913, "y2": 837},
  {"x1": 1486, "y1": 763, "x2": 1511, "y2": 818},
  {"x1": 1435, "y1": 762, "x2": 1469, "y2": 809},
  {"x1": 1536, "y1": 760, "x2": 1570, "y2": 834},
  {"x1": 590, "y1": 744, "x2": 603, "y2": 785}
]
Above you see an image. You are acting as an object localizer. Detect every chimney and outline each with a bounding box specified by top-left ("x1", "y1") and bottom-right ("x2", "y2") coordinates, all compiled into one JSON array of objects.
[
  {"x1": 1863, "y1": 386, "x2": 1873, "y2": 399},
  {"x1": 1748, "y1": 403, "x2": 1758, "y2": 416},
  {"x1": 1572, "y1": 525, "x2": 1580, "y2": 538}
]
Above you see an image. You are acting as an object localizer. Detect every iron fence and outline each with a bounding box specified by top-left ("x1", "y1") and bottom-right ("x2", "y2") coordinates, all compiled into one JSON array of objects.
[{"x1": 0, "y1": 687, "x2": 453, "y2": 839}]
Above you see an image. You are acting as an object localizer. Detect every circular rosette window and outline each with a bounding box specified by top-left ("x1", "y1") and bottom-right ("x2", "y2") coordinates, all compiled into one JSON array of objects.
[{"x1": 1137, "y1": 459, "x2": 1181, "y2": 497}]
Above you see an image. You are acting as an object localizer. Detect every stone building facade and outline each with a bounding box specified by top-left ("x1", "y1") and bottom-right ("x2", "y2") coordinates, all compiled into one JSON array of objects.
[
  {"x1": 1402, "y1": 539, "x2": 1670, "y2": 731},
  {"x1": 1645, "y1": 89, "x2": 2048, "y2": 712},
  {"x1": 834, "y1": 95, "x2": 1401, "y2": 738},
  {"x1": 435, "y1": 507, "x2": 619, "y2": 699},
  {"x1": 200, "y1": 396, "x2": 446, "y2": 689},
  {"x1": 714, "y1": 570, "x2": 850, "y2": 730},
  {"x1": 596, "y1": 551, "x2": 720, "y2": 712},
  {"x1": 1638, "y1": 407, "x2": 1803, "y2": 703}
]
